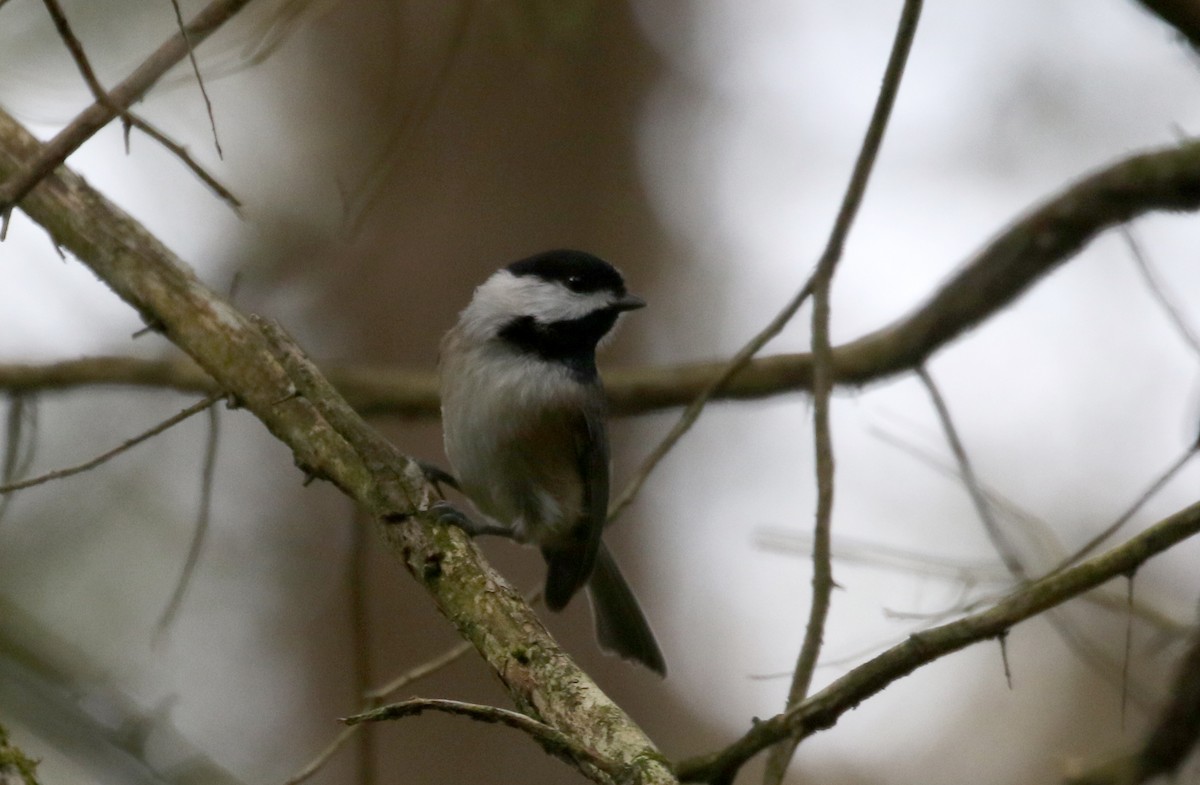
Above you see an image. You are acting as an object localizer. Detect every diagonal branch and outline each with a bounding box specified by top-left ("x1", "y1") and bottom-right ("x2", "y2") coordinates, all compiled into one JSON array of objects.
[
  {"x1": 0, "y1": 106, "x2": 675, "y2": 785},
  {"x1": 916, "y1": 366, "x2": 1027, "y2": 578},
  {"x1": 0, "y1": 0, "x2": 253, "y2": 226},
  {"x1": 1122, "y1": 226, "x2": 1200, "y2": 358},
  {"x1": 763, "y1": 2, "x2": 923, "y2": 782},
  {"x1": 676, "y1": 498, "x2": 1200, "y2": 783},
  {"x1": 39, "y1": 0, "x2": 238, "y2": 208},
  {"x1": 0, "y1": 394, "x2": 221, "y2": 495},
  {"x1": 5, "y1": 139, "x2": 1200, "y2": 415},
  {"x1": 168, "y1": 0, "x2": 224, "y2": 158}
]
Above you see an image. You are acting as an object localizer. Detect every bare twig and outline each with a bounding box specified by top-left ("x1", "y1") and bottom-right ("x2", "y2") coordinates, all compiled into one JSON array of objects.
[
  {"x1": 762, "y1": 3, "x2": 923, "y2": 782},
  {"x1": 1133, "y1": 624, "x2": 1200, "y2": 780},
  {"x1": 348, "y1": 512, "x2": 375, "y2": 785},
  {"x1": 0, "y1": 394, "x2": 222, "y2": 495},
  {"x1": 867, "y1": 421, "x2": 1067, "y2": 559},
  {"x1": 916, "y1": 366, "x2": 1028, "y2": 578},
  {"x1": 865, "y1": 424, "x2": 1190, "y2": 640},
  {"x1": 342, "y1": 4, "x2": 472, "y2": 233},
  {"x1": 364, "y1": 638, "x2": 475, "y2": 702},
  {"x1": 606, "y1": 286, "x2": 815, "y2": 525},
  {"x1": 343, "y1": 698, "x2": 624, "y2": 783},
  {"x1": 283, "y1": 728, "x2": 358, "y2": 785},
  {"x1": 9, "y1": 117, "x2": 1200, "y2": 413},
  {"x1": 1051, "y1": 443, "x2": 1199, "y2": 573},
  {"x1": 911, "y1": 369, "x2": 1173, "y2": 707},
  {"x1": 677, "y1": 498, "x2": 1200, "y2": 783},
  {"x1": 0, "y1": 0, "x2": 253, "y2": 224},
  {"x1": 40, "y1": 0, "x2": 238, "y2": 207},
  {"x1": 45, "y1": 0, "x2": 236, "y2": 202},
  {"x1": 284, "y1": 638, "x2": 476, "y2": 785},
  {"x1": 1122, "y1": 226, "x2": 1200, "y2": 358},
  {"x1": 156, "y1": 402, "x2": 222, "y2": 633},
  {"x1": 1066, "y1": 625, "x2": 1200, "y2": 785},
  {"x1": 168, "y1": 0, "x2": 224, "y2": 158},
  {"x1": 756, "y1": 527, "x2": 1010, "y2": 585},
  {"x1": 0, "y1": 394, "x2": 38, "y2": 522}
]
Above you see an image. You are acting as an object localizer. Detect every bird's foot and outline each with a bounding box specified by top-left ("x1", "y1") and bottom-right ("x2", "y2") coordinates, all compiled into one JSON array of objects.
[{"x1": 428, "y1": 501, "x2": 512, "y2": 539}]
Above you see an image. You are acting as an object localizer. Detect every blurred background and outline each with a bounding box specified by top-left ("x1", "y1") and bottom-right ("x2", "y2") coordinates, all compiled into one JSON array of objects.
[{"x1": 2, "y1": 1, "x2": 1200, "y2": 783}]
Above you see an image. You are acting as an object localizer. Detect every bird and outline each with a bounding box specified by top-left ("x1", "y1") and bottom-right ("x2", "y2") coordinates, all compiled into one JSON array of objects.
[{"x1": 436, "y1": 249, "x2": 666, "y2": 675}]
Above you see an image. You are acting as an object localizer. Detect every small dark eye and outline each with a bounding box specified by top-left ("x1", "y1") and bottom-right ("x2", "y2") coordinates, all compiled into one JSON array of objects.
[{"x1": 565, "y1": 275, "x2": 586, "y2": 292}]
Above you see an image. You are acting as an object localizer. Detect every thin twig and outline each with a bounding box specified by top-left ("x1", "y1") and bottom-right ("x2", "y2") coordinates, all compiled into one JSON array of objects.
[
  {"x1": 1050, "y1": 444, "x2": 1199, "y2": 574},
  {"x1": 756, "y1": 527, "x2": 1010, "y2": 584},
  {"x1": 343, "y1": 698, "x2": 623, "y2": 782},
  {"x1": 606, "y1": 286, "x2": 814, "y2": 525},
  {"x1": 0, "y1": 394, "x2": 37, "y2": 523},
  {"x1": 762, "y1": 3, "x2": 923, "y2": 782},
  {"x1": 349, "y1": 510, "x2": 376, "y2": 785},
  {"x1": 342, "y1": 4, "x2": 472, "y2": 233},
  {"x1": 867, "y1": 421, "x2": 1066, "y2": 558},
  {"x1": 283, "y1": 585, "x2": 540, "y2": 785},
  {"x1": 168, "y1": 0, "x2": 224, "y2": 159},
  {"x1": 866, "y1": 423, "x2": 1189, "y2": 641},
  {"x1": 0, "y1": 0, "x2": 253, "y2": 224},
  {"x1": 155, "y1": 402, "x2": 222, "y2": 634},
  {"x1": 869, "y1": 414, "x2": 1166, "y2": 711},
  {"x1": 363, "y1": 638, "x2": 476, "y2": 702},
  {"x1": 0, "y1": 394, "x2": 222, "y2": 495},
  {"x1": 283, "y1": 640, "x2": 476, "y2": 785},
  {"x1": 40, "y1": 0, "x2": 109, "y2": 101},
  {"x1": 1122, "y1": 226, "x2": 1200, "y2": 358},
  {"x1": 911, "y1": 369, "x2": 1157, "y2": 705},
  {"x1": 916, "y1": 366, "x2": 1028, "y2": 578},
  {"x1": 283, "y1": 728, "x2": 358, "y2": 785},
  {"x1": 1121, "y1": 573, "x2": 1136, "y2": 728},
  {"x1": 39, "y1": 0, "x2": 240, "y2": 208}
]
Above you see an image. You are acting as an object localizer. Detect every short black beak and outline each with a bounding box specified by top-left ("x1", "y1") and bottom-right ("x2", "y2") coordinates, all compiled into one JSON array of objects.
[{"x1": 613, "y1": 293, "x2": 646, "y2": 312}]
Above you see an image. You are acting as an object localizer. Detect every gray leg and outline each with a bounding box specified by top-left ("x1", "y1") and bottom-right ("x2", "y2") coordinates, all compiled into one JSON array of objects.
[{"x1": 417, "y1": 460, "x2": 460, "y2": 494}]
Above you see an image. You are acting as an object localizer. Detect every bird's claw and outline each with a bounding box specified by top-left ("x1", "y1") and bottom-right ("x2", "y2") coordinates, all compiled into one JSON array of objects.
[{"x1": 428, "y1": 501, "x2": 512, "y2": 539}]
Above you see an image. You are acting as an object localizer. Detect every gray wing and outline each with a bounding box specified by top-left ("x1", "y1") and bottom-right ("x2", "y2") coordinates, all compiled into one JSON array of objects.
[{"x1": 541, "y1": 395, "x2": 609, "y2": 612}]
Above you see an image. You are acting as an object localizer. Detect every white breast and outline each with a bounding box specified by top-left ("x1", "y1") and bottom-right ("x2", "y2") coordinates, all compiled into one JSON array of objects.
[{"x1": 439, "y1": 331, "x2": 592, "y2": 543}]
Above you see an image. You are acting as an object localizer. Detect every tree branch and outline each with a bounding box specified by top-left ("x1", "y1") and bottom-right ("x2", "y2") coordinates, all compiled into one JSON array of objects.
[
  {"x1": 5, "y1": 140, "x2": 1200, "y2": 415},
  {"x1": 676, "y1": 499, "x2": 1200, "y2": 784},
  {"x1": 0, "y1": 0, "x2": 253, "y2": 223},
  {"x1": 344, "y1": 698, "x2": 626, "y2": 783},
  {"x1": 763, "y1": 1, "x2": 923, "y2": 781},
  {"x1": 39, "y1": 0, "x2": 240, "y2": 209},
  {"x1": 0, "y1": 393, "x2": 221, "y2": 494}
]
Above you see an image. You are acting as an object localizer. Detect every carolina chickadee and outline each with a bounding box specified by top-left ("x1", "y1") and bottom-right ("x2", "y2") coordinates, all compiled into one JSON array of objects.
[{"x1": 437, "y1": 249, "x2": 666, "y2": 676}]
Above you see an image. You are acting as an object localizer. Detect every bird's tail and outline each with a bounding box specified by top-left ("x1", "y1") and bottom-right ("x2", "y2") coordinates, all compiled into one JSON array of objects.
[{"x1": 586, "y1": 543, "x2": 667, "y2": 676}]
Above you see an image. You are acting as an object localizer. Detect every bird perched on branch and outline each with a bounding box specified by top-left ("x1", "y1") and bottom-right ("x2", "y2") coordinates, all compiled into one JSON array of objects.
[{"x1": 436, "y1": 249, "x2": 665, "y2": 676}]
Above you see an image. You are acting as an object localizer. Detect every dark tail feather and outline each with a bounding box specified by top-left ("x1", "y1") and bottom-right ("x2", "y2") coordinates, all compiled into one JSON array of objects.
[
  {"x1": 587, "y1": 544, "x2": 667, "y2": 676},
  {"x1": 543, "y1": 543, "x2": 590, "y2": 612}
]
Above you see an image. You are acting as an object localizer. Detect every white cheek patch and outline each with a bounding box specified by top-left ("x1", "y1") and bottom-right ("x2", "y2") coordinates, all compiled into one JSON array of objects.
[{"x1": 459, "y1": 270, "x2": 617, "y2": 339}]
